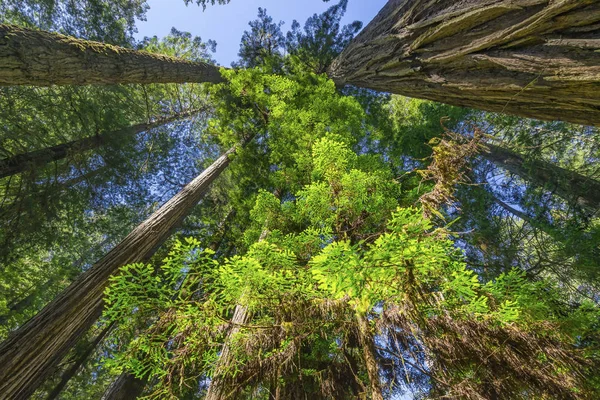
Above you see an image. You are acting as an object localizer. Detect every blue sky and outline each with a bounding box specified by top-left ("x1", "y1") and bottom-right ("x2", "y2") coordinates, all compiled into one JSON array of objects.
[{"x1": 135, "y1": 0, "x2": 387, "y2": 66}]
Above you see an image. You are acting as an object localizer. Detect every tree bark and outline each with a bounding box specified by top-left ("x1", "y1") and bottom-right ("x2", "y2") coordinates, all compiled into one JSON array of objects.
[
  {"x1": 0, "y1": 139, "x2": 250, "y2": 400},
  {"x1": 45, "y1": 322, "x2": 115, "y2": 400},
  {"x1": 0, "y1": 111, "x2": 199, "y2": 179},
  {"x1": 482, "y1": 142, "x2": 600, "y2": 213},
  {"x1": 0, "y1": 24, "x2": 225, "y2": 86},
  {"x1": 329, "y1": 0, "x2": 600, "y2": 126},
  {"x1": 356, "y1": 314, "x2": 383, "y2": 400}
]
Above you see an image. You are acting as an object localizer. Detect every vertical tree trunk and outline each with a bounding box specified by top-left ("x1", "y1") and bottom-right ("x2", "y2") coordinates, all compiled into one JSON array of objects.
[
  {"x1": 0, "y1": 139, "x2": 250, "y2": 400},
  {"x1": 205, "y1": 304, "x2": 252, "y2": 400},
  {"x1": 0, "y1": 24, "x2": 225, "y2": 86},
  {"x1": 0, "y1": 111, "x2": 199, "y2": 179},
  {"x1": 329, "y1": 0, "x2": 600, "y2": 126},
  {"x1": 205, "y1": 226, "x2": 271, "y2": 400},
  {"x1": 482, "y1": 142, "x2": 600, "y2": 213},
  {"x1": 45, "y1": 322, "x2": 115, "y2": 400},
  {"x1": 356, "y1": 314, "x2": 384, "y2": 400}
]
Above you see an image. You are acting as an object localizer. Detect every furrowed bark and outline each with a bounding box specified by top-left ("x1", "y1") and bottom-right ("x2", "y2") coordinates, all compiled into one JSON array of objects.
[
  {"x1": 0, "y1": 24, "x2": 225, "y2": 86},
  {"x1": 482, "y1": 142, "x2": 600, "y2": 213},
  {"x1": 356, "y1": 315, "x2": 384, "y2": 400},
  {"x1": 0, "y1": 111, "x2": 199, "y2": 179},
  {"x1": 329, "y1": 0, "x2": 600, "y2": 126},
  {"x1": 0, "y1": 139, "x2": 250, "y2": 400}
]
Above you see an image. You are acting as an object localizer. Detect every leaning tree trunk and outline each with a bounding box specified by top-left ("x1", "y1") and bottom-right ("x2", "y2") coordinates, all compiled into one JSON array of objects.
[
  {"x1": 482, "y1": 142, "x2": 600, "y2": 213},
  {"x1": 0, "y1": 138, "x2": 251, "y2": 400},
  {"x1": 0, "y1": 24, "x2": 225, "y2": 86},
  {"x1": 329, "y1": 0, "x2": 600, "y2": 126},
  {"x1": 0, "y1": 111, "x2": 199, "y2": 179}
]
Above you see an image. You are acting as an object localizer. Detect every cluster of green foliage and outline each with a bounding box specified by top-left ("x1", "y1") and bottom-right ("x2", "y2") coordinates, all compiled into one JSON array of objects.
[{"x1": 102, "y1": 70, "x2": 600, "y2": 399}]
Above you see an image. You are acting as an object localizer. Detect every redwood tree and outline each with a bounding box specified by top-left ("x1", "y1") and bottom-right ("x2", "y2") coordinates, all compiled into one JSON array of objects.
[
  {"x1": 0, "y1": 24, "x2": 224, "y2": 86},
  {"x1": 329, "y1": 0, "x2": 600, "y2": 126}
]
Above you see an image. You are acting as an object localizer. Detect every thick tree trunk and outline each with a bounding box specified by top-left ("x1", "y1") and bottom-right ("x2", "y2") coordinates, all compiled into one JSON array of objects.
[
  {"x1": 356, "y1": 314, "x2": 384, "y2": 400},
  {"x1": 0, "y1": 24, "x2": 225, "y2": 86},
  {"x1": 482, "y1": 142, "x2": 600, "y2": 213},
  {"x1": 0, "y1": 139, "x2": 249, "y2": 400},
  {"x1": 45, "y1": 322, "x2": 115, "y2": 400},
  {"x1": 329, "y1": 0, "x2": 600, "y2": 126},
  {"x1": 205, "y1": 304, "x2": 251, "y2": 400},
  {"x1": 0, "y1": 111, "x2": 198, "y2": 179}
]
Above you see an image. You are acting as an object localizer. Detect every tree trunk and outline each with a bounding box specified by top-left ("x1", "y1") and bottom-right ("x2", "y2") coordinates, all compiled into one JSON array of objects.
[
  {"x1": 356, "y1": 314, "x2": 383, "y2": 400},
  {"x1": 329, "y1": 0, "x2": 600, "y2": 126},
  {"x1": 0, "y1": 24, "x2": 225, "y2": 86},
  {"x1": 100, "y1": 374, "x2": 147, "y2": 400},
  {"x1": 482, "y1": 142, "x2": 600, "y2": 213},
  {"x1": 45, "y1": 322, "x2": 115, "y2": 400},
  {"x1": 0, "y1": 111, "x2": 199, "y2": 179},
  {"x1": 0, "y1": 139, "x2": 250, "y2": 400},
  {"x1": 205, "y1": 304, "x2": 252, "y2": 400}
]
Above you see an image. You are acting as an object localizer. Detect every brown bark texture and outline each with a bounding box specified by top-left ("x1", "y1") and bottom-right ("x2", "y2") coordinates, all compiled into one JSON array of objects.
[
  {"x1": 0, "y1": 141, "x2": 246, "y2": 400},
  {"x1": 329, "y1": 0, "x2": 600, "y2": 126},
  {"x1": 482, "y1": 142, "x2": 600, "y2": 212},
  {"x1": 0, "y1": 24, "x2": 225, "y2": 86},
  {"x1": 356, "y1": 314, "x2": 384, "y2": 400},
  {"x1": 0, "y1": 111, "x2": 198, "y2": 179}
]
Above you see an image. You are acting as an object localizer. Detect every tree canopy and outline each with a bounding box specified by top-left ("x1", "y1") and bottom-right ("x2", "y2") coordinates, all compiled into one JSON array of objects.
[{"x1": 0, "y1": 1, "x2": 599, "y2": 399}]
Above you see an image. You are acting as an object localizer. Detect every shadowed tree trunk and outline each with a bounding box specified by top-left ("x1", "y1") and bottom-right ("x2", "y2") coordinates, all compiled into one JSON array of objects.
[
  {"x1": 45, "y1": 322, "x2": 115, "y2": 400},
  {"x1": 329, "y1": 0, "x2": 600, "y2": 126},
  {"x1": 0, "y1": 24, "x2": 225, "y2": 86},
  {"x1": 0, "y1": 111, "x2": 199, "y2": 179},
  {"x1": 100, "y1": 374, "x2": 147, "y2": 400},
  {"x1": 482, "y1": 142, "x2": 600, "y2": 213},
  {"x1": 0, "y1": 138, "x2": 251, "y2": 400},
  {"x1": 356, "y1": 314, "x2": 384, "y2": 400}
]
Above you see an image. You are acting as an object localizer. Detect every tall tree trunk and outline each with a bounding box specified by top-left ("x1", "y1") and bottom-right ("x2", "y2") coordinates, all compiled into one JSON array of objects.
[
  {"x1": 329, "y1": 0, "x2": 600, "y2": 126},
  {"x1": 482, "y1": 142, "x2": 600, "y2": 213},
  {"x1": 0, "y1": 111, "x2": 199, "y2": 179},
  {"x1": 205, "y1": 304, "x2": 252, "y2": 400},
  {"x1": 356, "y1": 314, "x2": 383, "y2": 400},
  {"x1": 0, "y1": 138, "x2": 251, "y2": 400},
  {"x1": 45, "y1": 322, "x2": 115, "y2": 400},
  {"x1": 0, "y1": 24, "x2": 225, "y2": 86}
]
